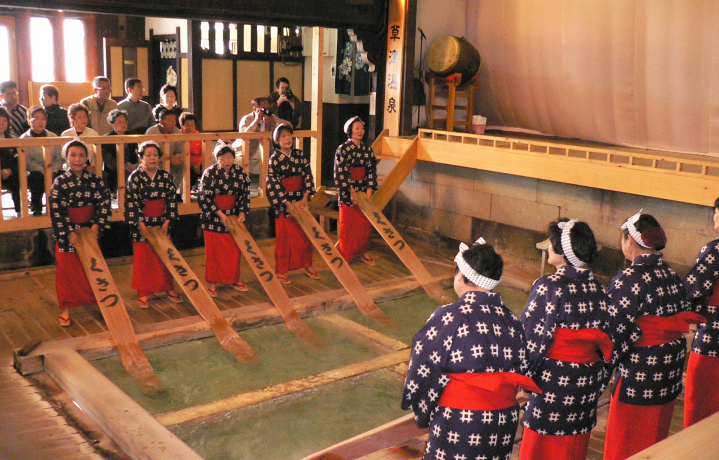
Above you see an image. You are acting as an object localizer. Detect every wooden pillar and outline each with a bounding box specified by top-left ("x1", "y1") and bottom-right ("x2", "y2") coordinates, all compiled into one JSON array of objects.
[
  {"x1": 85, "y1": 16, "x2": 99, "y2": 81},
  {"x1": 188, "y1": 20, "x2": 203, "y2": 130},
  {"x1": 383, "y1": 0, "x2": 417, "y2": 136},
  {"x1": 15, "y1": 13, "x2": 31, "y2": 107},
  {"x1": 310, "y1": 27, "x2": 324, "y2": 185},
  {"x1": 51, "y1": 14, "x2": 66, "y2": 83}
]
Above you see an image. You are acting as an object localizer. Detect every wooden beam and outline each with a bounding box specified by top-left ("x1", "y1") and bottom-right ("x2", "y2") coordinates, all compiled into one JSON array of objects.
[
  {"x1": 73, "y1": 228, "x2": 163, "y2": 393},
  {"x1": 357, "y1": 193, "x2": 453, "y2": 304},
  {"x1": 310, "y1": 27, "x2": 324, "y2": 185},
  {"x1": 145, "y1": 227, "x2": 257, "y2": 364},
  {"x1": 44, "y1": 348, "x2": 204, "y2": 460},
  {"x1": 372, "y1": 136, "x2": 418, "y2": 210},
  {"x1": 286, "y1": 202, "x2": 394, "y2": 327},
  {"x1": 626, "y1": 410, "x2": 719, "y2": 459},
  {"x1": 226, "y1": 219, "x2": 320, "y2": 348}
]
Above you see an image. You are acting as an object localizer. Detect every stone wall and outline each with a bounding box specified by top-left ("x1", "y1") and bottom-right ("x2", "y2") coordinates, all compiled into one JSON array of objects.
[{"x1": 381, "y1": 160, "x2": 716, "y2": 276}]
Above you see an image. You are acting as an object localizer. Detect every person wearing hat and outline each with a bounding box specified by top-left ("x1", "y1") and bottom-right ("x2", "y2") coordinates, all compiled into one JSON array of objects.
[
  {"x1": 334, "y1": 116, "x2": 378, "y2": 265},
  {"x1": 518, "y1": 219, "x2": 614, "y2": 460},
  {"x1": 603, "y1": 211, "x2": 705, "y2": 460},
  {"x1": 199, "y1": 141, "x2": 252, "y2": 296},
  {"x1": 50, "y1": 139, "x2": 112, "y2": 326},
  {"x1": 683, "y1": 196, "x2": 719, "y2": 428},
  {"x1": 402, "y1": 237, "x2": 539, "y2": 460},
  {"x1": 125, "y1": 140, "x2": 182, "y2": 308},
  {"x1": 266, "y1": 123, "x2": 319, "y2": 284}
]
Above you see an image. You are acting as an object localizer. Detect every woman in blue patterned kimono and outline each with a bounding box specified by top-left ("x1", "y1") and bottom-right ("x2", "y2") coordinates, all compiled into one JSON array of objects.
[
  {"x1": 51, "y1": 139, "x2": 112, "y2": 327},
  {"x1": 334, "y1": 116, "x2": 378, "y2": 265},
  {"x1": 125, "y1": 141, "x2": 181, "y2": 308},
  {"x1": 402, "y1": 238, "x2": 540, "y2": 460},
  {"x1": 683, "y1": 196, "x2": 719, "y2": 427},
  {"x1": 199, "y1": 141, "x2": 251, "y2": 296},
  {"x1": 519, "y1": 219, "x2": 614, "y2": 460},
  {"x1": 266, "y1": 123, "x2": 319, "y2": 284},
  {"x1": 603, "y1": 211, "x2": 704, "y2": 460}
]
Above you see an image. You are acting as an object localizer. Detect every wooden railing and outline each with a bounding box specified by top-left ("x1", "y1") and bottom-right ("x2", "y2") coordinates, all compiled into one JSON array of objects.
[
  {"x1": 402, "y1": 129, "x2": 719, "y2": 207},
  {"x1": 0, "y1": 130, "x2": 319, "y2": 233}
]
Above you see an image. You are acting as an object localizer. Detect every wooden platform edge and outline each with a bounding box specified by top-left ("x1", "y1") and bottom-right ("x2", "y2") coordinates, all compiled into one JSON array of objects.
[{"x1": 43, "y1": 348, "x2": 204, "y2": 460}]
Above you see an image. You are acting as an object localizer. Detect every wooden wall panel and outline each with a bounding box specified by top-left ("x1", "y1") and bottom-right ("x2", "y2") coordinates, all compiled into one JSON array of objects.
[
  {"x1": 236, "y1": 60, "x2": 271, "y2": 124},
  {"x1": 202, "y1": 59, "x2": 234, "y2": 131},
  {"x1": 272, "y1": 62, "x2": 303, "y2": 100}
]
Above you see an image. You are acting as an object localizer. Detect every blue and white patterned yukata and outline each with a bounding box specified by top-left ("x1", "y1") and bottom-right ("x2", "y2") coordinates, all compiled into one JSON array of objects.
[{"x1": 402, "y1": 291, "x2": 529, "y2": 460}]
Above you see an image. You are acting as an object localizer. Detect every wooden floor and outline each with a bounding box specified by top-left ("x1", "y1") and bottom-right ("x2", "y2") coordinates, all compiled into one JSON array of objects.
[{"x1": 0, "y1": 234, "x2": 457, "y2": 460}]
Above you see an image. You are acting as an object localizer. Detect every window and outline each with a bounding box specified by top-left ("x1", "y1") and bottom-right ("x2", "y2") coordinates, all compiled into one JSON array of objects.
[
  {"x1": 228, "y1": 24, "x2": 238, "y2": 55},
  {"x1": 200, "y1": 21, "x2": 210, "y2": 50},
  {"x1": 64, "y1": 19, "x2": 85, "y2": 82},
  {"x1": 31, "y1": 17, "x2": 54, "y2": 81},
  {"x1": 243, "y1": 24, "x2": 252, "y2": 52},
  {"x1": 0, "y1": 26, "x2": 10, "y2": 81},
  {"x1": 256, "y1": 25, "x2": 265, "y2": 53}
]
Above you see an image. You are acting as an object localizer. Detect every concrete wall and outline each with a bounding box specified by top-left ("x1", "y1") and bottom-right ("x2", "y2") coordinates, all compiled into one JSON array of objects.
[{"x1": 381, "y1": 160, "x2": 716, "y2": 272}]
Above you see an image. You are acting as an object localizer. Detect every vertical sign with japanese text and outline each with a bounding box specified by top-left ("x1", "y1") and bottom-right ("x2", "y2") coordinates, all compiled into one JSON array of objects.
[{"x1": 384, "y1": 0, "x2": 405, "y2": 136}]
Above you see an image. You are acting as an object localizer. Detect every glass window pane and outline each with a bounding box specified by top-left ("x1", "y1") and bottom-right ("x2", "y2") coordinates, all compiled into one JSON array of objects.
[
  {"x1": 214, "y1": 22, "x2": 224, "y2": 55},
  {"x1": 64, "y1": 19, "x2": 86, "y2": 82},
  {"x1": 256, "y1": 25, "x2": 265, "y2": 53},
  {"x1": 228, "y1": 24, "x2": 237, "y2": 55},
  {"x1": 0, "y1": 27, "x2": 10, "y2": 82},
  {"x1": 31, "y1": 17, "x2": 54, "y2": 81},
  {"x1": 270, "y1": 26, "x2": 278, "y2": 54},
  {"x1": 243, "y1": 24, "x2": 252, "y2": 52},
  {"x1": 200, "y1": 21, "x2": 209, "y2": 51}
]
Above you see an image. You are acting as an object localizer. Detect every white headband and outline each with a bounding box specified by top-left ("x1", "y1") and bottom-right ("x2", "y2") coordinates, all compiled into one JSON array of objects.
[
  {"x1": 620, "y1": 209, "x2": 651, "y2": 249},
  {"x1": 213, "y1": 139, "x2": 234, "y2": 159},
  {"x1": 344, "y1": 116, "x2": 364, "y2": 135},
  {"x1": 454, "y1": 237, "x2": 502, "y2": 290},
  {"x1": 557, "y1": 220, "x2": 585, "y2": 267},
  {"x1": 61, "y1": 137, "x2": 90, "y2": 160}
]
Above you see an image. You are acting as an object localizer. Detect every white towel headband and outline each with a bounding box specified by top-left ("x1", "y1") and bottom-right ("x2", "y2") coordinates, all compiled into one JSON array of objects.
[{"x1": 453, "y1": 237, "x2": 502, "y2": 290}]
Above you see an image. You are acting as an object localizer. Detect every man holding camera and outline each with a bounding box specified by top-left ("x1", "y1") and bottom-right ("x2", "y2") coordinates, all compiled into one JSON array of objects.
[
  {"x1": 269, "y1": 77, "x2": 303, "y2": 129},
  {"x1": 234, "y1": 97, "x2": 284, "y2": 191}
]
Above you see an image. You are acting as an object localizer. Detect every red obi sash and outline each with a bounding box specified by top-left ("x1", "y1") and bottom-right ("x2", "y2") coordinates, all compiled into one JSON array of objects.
[
  {"x1": 215, "y1": 194, "x2": 236, "y2": 211},
  {"x1": 707, "y1": 279, "x2": 719, "y2": 306},
  {"x1": 281, "y1": 176, "x2": 303, "y2": 193},
  {"x1": 350, "y1": 167, "x2": 366, "y2": 181},
  {"x1": 439, "y1": 372, "x2": 542, "y2": 411},
  {"x1": 143, "y1": 199, "x2": 166, "y2": 218},
  {"x1": 546, "y1": 327, "x2": 614, "y2": 363},
  {"x1": 68, "y1": 205, "x2": 95, "y2": 224},
  {"x1": 634, "y1": 312, "x2": 707, "y2": 347}
]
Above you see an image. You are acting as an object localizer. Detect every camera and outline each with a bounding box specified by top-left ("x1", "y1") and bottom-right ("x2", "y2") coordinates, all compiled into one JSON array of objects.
[
  {"x1": 260, "y1": 107, "x2": 272, "y2": 116},
  {"x1": 284, "y1": 88, "x2": 294, "y2": 99}
]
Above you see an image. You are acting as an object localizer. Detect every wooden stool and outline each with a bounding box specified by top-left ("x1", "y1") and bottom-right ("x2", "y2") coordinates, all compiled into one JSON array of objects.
[{"x1": 427, "y1": 75, "x2": 479, "y2": 132}]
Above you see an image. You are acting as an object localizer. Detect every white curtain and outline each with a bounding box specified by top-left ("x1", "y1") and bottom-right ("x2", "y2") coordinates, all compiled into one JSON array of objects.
[{"x1": 465, "y1": 1, "x2": 719, "y2": 155}]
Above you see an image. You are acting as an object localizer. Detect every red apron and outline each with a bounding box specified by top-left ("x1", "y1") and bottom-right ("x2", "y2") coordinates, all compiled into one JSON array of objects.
[
  {"x1": 56, "y1": 206, "x2": 97, "y2": 309},
  {"x1": 131, "y1": 241, "x2": 174, "y2": 296},
  {"x1": 215, "y1": 194, "x2": 236, "y2": 211},
  {"x1": 204, "y1": 231, "x2": 241, "y2": 284},
  {"x1": 143, "y1": 199, "x2": 166, "y2": 218}
]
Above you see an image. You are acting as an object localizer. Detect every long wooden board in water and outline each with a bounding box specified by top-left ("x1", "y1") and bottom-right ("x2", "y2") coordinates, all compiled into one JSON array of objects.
[
  {"x1": 357, "y1": 194, "x2": 454, "y2": 304},
  {"x1": 285, "y1": 202, "x2": 394, "y2": 327},
  {"x1": 73, "y1": 228, "x2": 164, "y2": 392},
  {"x1": 225, "y1": 219, "x2": 320, "y2": 348},
  {"x1": 145, "y1": 227, "x2": 257, "y2": 364}
]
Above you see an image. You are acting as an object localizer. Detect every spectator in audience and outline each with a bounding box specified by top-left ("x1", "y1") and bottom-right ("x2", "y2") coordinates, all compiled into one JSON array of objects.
[
  {"x1": 81, "y1": 76, "x2": 117, "y2": 136},
  {"x1": 102, "y1": 108, "x2": 138, "y2": 193},
  {"x1": 234, "y1": 96, "x2": 283, "y2": 193},
  {"x1": 62, "y1": 104, "x2": 99, "y2": 170},
  {"x1": 39, "y1": 84, "x2": 70, "y2": 135},
  {"x1": 0, "y1": 107, "x2": 20, "y2": 215},
  {"x1": 269, "y1": 77, "x2": 303, "y2": 129},
  {"x1": 146, "y1": 109, "x2": 184, "y2": 195},
  {"x1": 179, "y1": 112, "x2": 203, "y2": 190},
  {"x1": 19, "y1": 106, "x2": 63, "y2": 216},
  {"x1": 118, "y1": 78, "x2": 155, "y2": 134},
  {"x1": 0, "y1": 81, "x2": 29, "y2": 137},
  {"x1": 152, "y1": 84, "x2": 184, "y2": 127}
]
